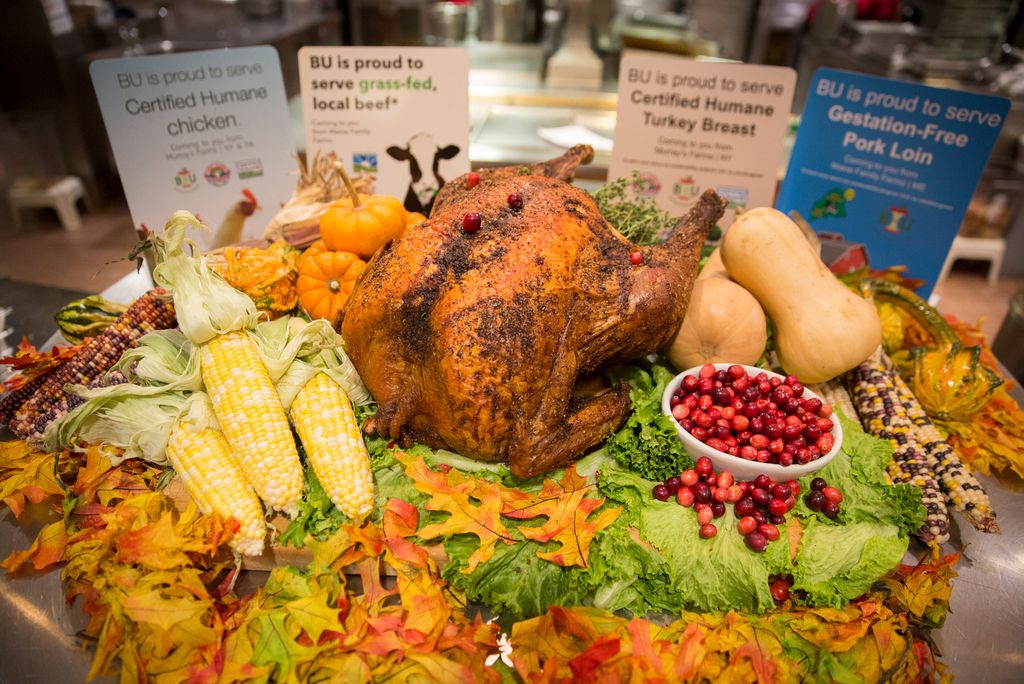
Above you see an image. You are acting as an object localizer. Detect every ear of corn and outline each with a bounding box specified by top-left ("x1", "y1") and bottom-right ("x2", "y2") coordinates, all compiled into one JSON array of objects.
[
  {"x1": 10, "y1": 288, "x2": 176, "y2": 440},
  {"x1": 850, "y1": 350, "x2": 999, "y2": 541},
  {"x1": 891, "y1": 369, "x2": 999, "y2": 533},
  {"x1": 851, "y1": 356, "x2": 951, "y2": 544},
  {"x1": 200, "y1": 330, "x2": 303, "y2": 516},
  {"x1": 166, "y1": 420, "x2": 266, "y2": 556},
  {"x1": 290, "y1": 372, "x2": 374, "y2": 520}
]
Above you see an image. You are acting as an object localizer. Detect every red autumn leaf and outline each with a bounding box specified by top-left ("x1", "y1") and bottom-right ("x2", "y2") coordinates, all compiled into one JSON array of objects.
[
  {"x1": 1, "y1": 337, "x2": 82, "y2": 389},
  {"x1": 401, "y1": 455, "x2": 516, "y2": 573},
  {"x1": 498, "y1": 466, "x2": 621, "y2": 568},
  {"x1": 568, "y1": 635, "x2": 621, "y2": 681}
]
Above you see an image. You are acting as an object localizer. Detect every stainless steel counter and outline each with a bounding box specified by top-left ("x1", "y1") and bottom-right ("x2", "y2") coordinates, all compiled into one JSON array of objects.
[{"x1": 2, "y1": 270, "x2": 1023, "y2": 682}]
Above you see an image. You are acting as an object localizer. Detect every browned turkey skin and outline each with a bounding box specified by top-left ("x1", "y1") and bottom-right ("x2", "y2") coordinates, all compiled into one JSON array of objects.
[{"x1": 342, "y1": 146, "x2": 725, "y2": 479}]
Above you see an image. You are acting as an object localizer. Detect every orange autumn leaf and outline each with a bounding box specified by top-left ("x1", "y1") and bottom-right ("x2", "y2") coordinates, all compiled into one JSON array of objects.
[
  {"x1": 401, "y1": 455, "x2": 516, "y2": 573},
  {"x1": 0, "y1": 440, "x2": 64, "y2": 517},
  {"x1": 1, "y1": 519, "x2": 67, "y2": 572},
  {"x1": 498, "y1": 466, "x2": 621, "y2": 568}
]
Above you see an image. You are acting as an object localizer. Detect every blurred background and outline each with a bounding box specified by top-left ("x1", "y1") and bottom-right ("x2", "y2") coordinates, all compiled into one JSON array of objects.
[{"x1": 2, "y1": 0, "x2": 1024, "y2": 358}]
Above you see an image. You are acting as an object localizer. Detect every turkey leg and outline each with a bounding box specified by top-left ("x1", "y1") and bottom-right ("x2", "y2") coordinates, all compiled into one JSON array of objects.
[{"x1": 507, "y1": 326, "x2": 631, "y2": 479}]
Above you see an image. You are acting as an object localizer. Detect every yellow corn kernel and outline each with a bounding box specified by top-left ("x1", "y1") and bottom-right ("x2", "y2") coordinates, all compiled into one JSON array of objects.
[
  {"x1": 201, "y1": 330, "x2": 303, "y2": 516},
  {"x1": 290, "y1": 372, "x2": 374, "y2": 520},
  {"x1": 166, "y1": 421, "x2": 266, "y2": 556}
]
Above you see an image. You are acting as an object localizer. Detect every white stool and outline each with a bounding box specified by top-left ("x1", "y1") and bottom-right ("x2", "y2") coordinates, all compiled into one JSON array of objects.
[
  {"x1": 9, "y1": 176, "x2": 86, "y2": 231},
  {"x1": 937, "y1": 235, "x2": 1007, "y2": 286}
]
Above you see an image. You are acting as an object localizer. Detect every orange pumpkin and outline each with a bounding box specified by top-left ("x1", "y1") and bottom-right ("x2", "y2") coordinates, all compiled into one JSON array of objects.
[
  {"x1": 296, "y1": 247, "x2": 367, "y2": 328},
  {"x1": 406, "y1": 211, "x2": 427, "y2": 229}
]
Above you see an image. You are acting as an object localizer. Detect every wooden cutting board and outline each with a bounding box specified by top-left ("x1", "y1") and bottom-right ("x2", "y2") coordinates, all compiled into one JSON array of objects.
[{"x1": 163, "y1": 478, "x2": 447, "y2": 573}]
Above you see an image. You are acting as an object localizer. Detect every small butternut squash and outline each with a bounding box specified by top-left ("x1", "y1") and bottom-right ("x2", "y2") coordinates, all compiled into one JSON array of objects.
[
  {"x1": 666, "y1": 277, "x2": 767, "y2": 369},
  {"x1": 721, "y1": 207, "x2": 882, "y2": 383}
]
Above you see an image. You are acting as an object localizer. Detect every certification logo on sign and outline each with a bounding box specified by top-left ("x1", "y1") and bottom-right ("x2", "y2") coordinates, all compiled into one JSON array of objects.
[
  {"x1": 609, "y1": 52, "x2": 795, "y2": 227},
  {"x1": 298, "y1": 46, "x2": 470, "y2": 215},
  {"x1": 777, "y1": 68, "x2": 1009, "y2": 296},
  {"x1": 90, "y1": 46, "x2": 295, "y2": 248}
]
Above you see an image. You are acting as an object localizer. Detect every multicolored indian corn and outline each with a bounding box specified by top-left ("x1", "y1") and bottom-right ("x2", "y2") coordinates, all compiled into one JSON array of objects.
[{"x1": 10, "y1": 288, "x2": 176, "y2": 440}]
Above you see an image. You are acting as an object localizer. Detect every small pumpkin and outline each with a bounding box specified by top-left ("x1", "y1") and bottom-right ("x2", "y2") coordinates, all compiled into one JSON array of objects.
[
  {"x1": 319, "y1": 163, "x2": 406, "y2": 258},
  {"x1": 296, "y1": 246, "x2": 367, "y2": 328},
  {"x1": 406, "y1": 211, "x2": 427, "y2": 229},
  {"x1": 666, "y1": 277, "x2": 767, "y2": 369}
]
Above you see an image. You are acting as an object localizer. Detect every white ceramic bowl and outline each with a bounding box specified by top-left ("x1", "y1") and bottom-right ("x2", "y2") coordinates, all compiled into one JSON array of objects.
[{"x1": 661, "y1": 363, "x2": 843, "y2": 481}]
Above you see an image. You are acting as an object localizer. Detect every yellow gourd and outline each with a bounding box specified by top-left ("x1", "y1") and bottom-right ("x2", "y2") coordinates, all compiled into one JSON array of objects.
[
  {"x1": 666, "y1": 277, "x2": 767, "y2": 369},
  {"x1": 721, "y1": 207, "x2": 882, "y2": 383}
]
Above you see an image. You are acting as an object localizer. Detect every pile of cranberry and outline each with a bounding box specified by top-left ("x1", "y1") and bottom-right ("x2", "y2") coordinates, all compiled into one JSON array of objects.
[
  {"x1": 805, "y1": 476, "x2": 844, "y2": 518},
  {"x1": 653, "y1": 456, "x2": 810, "y2": 552},
  {"x1": 669, "y1": 364, "x2": 836, "y2": 466}
]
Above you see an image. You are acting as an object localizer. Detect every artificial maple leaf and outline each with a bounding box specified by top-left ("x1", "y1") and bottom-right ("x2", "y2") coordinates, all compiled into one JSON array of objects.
[
  {"x1": 401, "y1": 455, "x2": 516, "y2": 574},
  {"x1": 0, "y1": 519, "x2": 67, "y2": 572},
  {"x1": 250, "y1": 612, "x2": 326, "y2": 683},
  {"x1": 498, "y1": 466, "x2": 621, "y2": 568},
  {"x1": 121, "y1": 588, "x2": 212, "y2": 632},
  {"x1": 284, "y1": 593, "x2": 342, "y2": 644}
]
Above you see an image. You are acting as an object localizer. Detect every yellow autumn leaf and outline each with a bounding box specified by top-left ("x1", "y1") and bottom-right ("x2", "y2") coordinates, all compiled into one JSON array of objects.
[{"x1": 122, "y1": 588, "x2": 211, "y2": 631}]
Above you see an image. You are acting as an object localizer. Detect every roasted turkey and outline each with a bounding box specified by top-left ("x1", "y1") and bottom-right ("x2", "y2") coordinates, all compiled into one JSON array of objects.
[{"x1": 342, "y1": 146, "x2": 725, "y2": 478}]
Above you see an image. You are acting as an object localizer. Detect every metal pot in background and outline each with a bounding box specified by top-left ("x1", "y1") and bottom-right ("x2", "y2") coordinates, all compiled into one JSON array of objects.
[{"x1": 478, "y1": 0, "x2": 537, "y2": 43}]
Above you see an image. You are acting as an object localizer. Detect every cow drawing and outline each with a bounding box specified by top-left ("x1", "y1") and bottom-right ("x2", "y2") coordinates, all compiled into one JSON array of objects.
[{"x1": 386, "y1": 133, "x2": 461, "y2": 215}]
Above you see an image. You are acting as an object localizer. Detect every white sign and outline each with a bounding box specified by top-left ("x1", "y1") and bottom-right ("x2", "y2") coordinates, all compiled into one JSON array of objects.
[
  {"x1": 609, "y1": 52, "x2": 796, "y2": 227},
  {"x1": 298, "y1": 46, "x2": 470, "y2": 214},
  {"x1": 90, "y1": 47, "x2": 296, "y2": 248}
]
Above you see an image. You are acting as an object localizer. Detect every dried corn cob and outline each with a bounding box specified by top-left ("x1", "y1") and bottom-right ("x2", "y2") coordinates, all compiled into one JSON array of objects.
[
  {"x1": 200, "y1": 330, "x2": 303, "y2": 516},
  {"x1": 166, "y1": 420, "x2": 266, "y2": 556},
  {"x1": 1, "y1": 372, "x2": 53, "y2": 426},
  {"x1": 891, "y1": 369, "x2": 999, "y2": 533},
  {"x1": 10, "y1": 289, "x2": 176, "y2": 440},
  {"x1": 809, "y1": 378, "x2": 858, "y2": 422},
  {"x1": 290, "y1": 372, "x2": 374, "y2": 520},
  {"x1": 850, "y1": 354, "x2": 950, "y2": 544}
]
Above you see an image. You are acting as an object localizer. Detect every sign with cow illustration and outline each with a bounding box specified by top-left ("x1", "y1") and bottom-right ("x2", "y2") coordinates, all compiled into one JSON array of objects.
[{"x1": 298, "y1": 46, "x2": 470, "y2": 214}]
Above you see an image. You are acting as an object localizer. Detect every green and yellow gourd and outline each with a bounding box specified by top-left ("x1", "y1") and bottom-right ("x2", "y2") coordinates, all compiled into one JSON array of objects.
[{"x1": 54, "y1": 295, "x2": 128, "y2": 344}]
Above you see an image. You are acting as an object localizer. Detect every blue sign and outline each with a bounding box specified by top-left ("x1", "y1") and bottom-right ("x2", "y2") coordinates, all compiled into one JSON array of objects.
[{"x1": 777, "y1": 69, "x2": 1009, "y2": 297}]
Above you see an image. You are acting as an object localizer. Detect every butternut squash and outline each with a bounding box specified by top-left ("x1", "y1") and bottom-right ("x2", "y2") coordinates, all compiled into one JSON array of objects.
[
  {"x1": 720, "y1": 207, "x2": 881, "y2": 383},
  {"x1": 666, "y1": 277, "x2": 767, "y2": 369},
  {"x1": 697, "y1": 247, "x2": 728, "y2": 280}
]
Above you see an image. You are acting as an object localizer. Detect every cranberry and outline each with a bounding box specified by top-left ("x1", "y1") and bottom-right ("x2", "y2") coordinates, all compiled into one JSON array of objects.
[
  {"x1": 629, "y1": 251, "x2": 644, "y2": 266},
  {"x1": 695, "y1": 456, "x2": 714, "y2": 476},
  {"x1": 771, "y1": 483, "x2": 792, "y2": 500},
  {"x1": 782, "y1": 424, "x2": 803, "y2": 442},
  {"x1": 507, "y1": 192, "x2": 523, "y2": 211},
  {"x1": 783, "y1": 496, "x2": 796, "y2": 512},
  {"x1": 816, "y1": 418, "x2": 834, "y2": 433},
  {"x1": 764, "y1": 423, "x2": 783, "y2": 441},
  {"x1": 712, "y1": 387, "x2": 731, "y2": 406},
  {"x1": 715, "y1": 426, "x2": 730, "y2": 441},
  {"x1": 711, "y1": 501, "x2": 726, "y2": 518},
  {"x1": 758, "y1": 381, "x2": 772, "y2": 395},
  {"x1": 805, "y1": 491, "x2": 825, "y2": 511},
  {"x1": 652, "y1": 484, "x2": 670, "y2": 501},
  {"x1": 672, "y1": 404, "x2": 690, "y2": 421},
  {"x1": 699, "y1": 364, "x2": 716, "y2": 379},
  {"x1": 759, "y1": 523, "x2": 780, "y2": 541},
  {"x1": 728, "y1": 364, "x2": 746, "y2": 379},
  {"x1": 465, "y1": 171, "x2": 480, "y2": 188},
  {"x1": 820, "y1": 403, "x2": 834, "y2": 418},
  {"x1": 690, "y1": 427, "x2": 707, "y2": 442},
  {"x1": 717, "y1": 471, "x2": 734, "y2": 489},
  {"x1": 735, "y1": 497, "x2": 756, "y2": 517},
  {"x1": 740, "y1": 445, "x2": 757, "y2": 460},
  {"x1": 683, "y1": 375, "x2": 699, "y2": 392},
  {"x1": 697, "y1": 506, "x2": 713, "y2": 526},
  {"x1": 755, "y1": 450, "x2": 771, "y2": 462},
  {"x1": 712, "y1": 486, "x2": 729, "y2": 503},
  {"x1": 714, "y1": 370, "x2": 730, "y2": 384},
  {"x1": 665, "y1": 476, "x2": 681, "y2": 494},
  {"x1": 676, "y1": 487, "x2": 694, "y2": 507},
  {"x1": 769, "y1": 438, "x2": 784, "y2": 455},
  {"x1": 751, "y1": 487, "x2": 770, "y2": 507},
  {"x1": 731, "y1": 415, "x2": 750, "y2": 432},
  {"x1": 720, "y1": 406, "x2": 736, "y2": 420},
  {"x1": 738, "y1": 515, "x2": 758, "y2": 535},
  {"x1": 742, "y1": 386, "x2": 759, "y2": 403},
  {"x1": 462, "y1": 212, "x2": 481, "y2": 233},
  {"x1": 816, "y1": 434, "x2": 835, "y2": 454},
  {"x1": 770, "y1": 578, "x2": 791, "y2": 602},
  {"x1": 699, "y1": 523, "x2": 718, "y2": 539},
  {"x1": 787, "y1": 480, "x2": 801, "y2": 495},
  {"x1": 680, "y1": 419, "x2": 694, "y2": 432},
  {"x1": 727, "y1": 446, "x2": 740, "y2": 456},
  {"x1": 683, "y1": 395, "x2": 698, "y2": 409},
  {"x1": 778, "y1": 452, "x2": 793, "y2": 466},
  {"x1": 802, "y1": 398, "x2": 823, "y2": 415},
  {"x1": 745, "y1": 532, "x2": 768, "y2": 552},
  {"x1": 796, "y1": 448, "x2": 811, "y2": 464},
  {"x1": 749, "y1": 434, "x2": 770, "y2": 450},
  {"x1": 680, "y1": 469, "x2": 698, "y2": 486},
  {"x1": 811, "y1": 477, "x2": 827, "y2": 491},
  {"x1": 698, "y1": 378, "x2": 715, "y2": 395},
  {"x1": 693, "y1": 482, "x2": 711, "y2": 503},
  {"x1": 753, "y1": 474, "x2": 772, "y2": 490},
  {"x1": 823, "y1": 487, "x2": 844, "y2": 504},
  {"x1": 768, "y1": 498, "x2": 788, "y2": 516},
  {"x1": 743, "y1": 403, "x2": 760, "y2": 420},
  {"x1": 769, "y1": 513, "x2": 786, "y2": 525},
  {"x1": 822, "y1": 500, "x2": 840, "y2": 519},
  {"x1": 705, "y1": 437, "x2": 727, "y2": 452},
  {"x1": 753, "y1": 510, "x2": 767, "y2": 525},
  {"x1": 736, "y1": 430, "x2": 752, "y2": 446},
  {"x1": 791, "y1": 383, "x2": 805, "y2": 398},
  {"x1": 727, "y1": 484, "x2": 744, "y2": 502},
  {"x1": 669, "y1": 394, "x2": 681, "y2": 408},
  {"x1": 693, "y1": 411, "x2": 713, "y2": 429}
]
